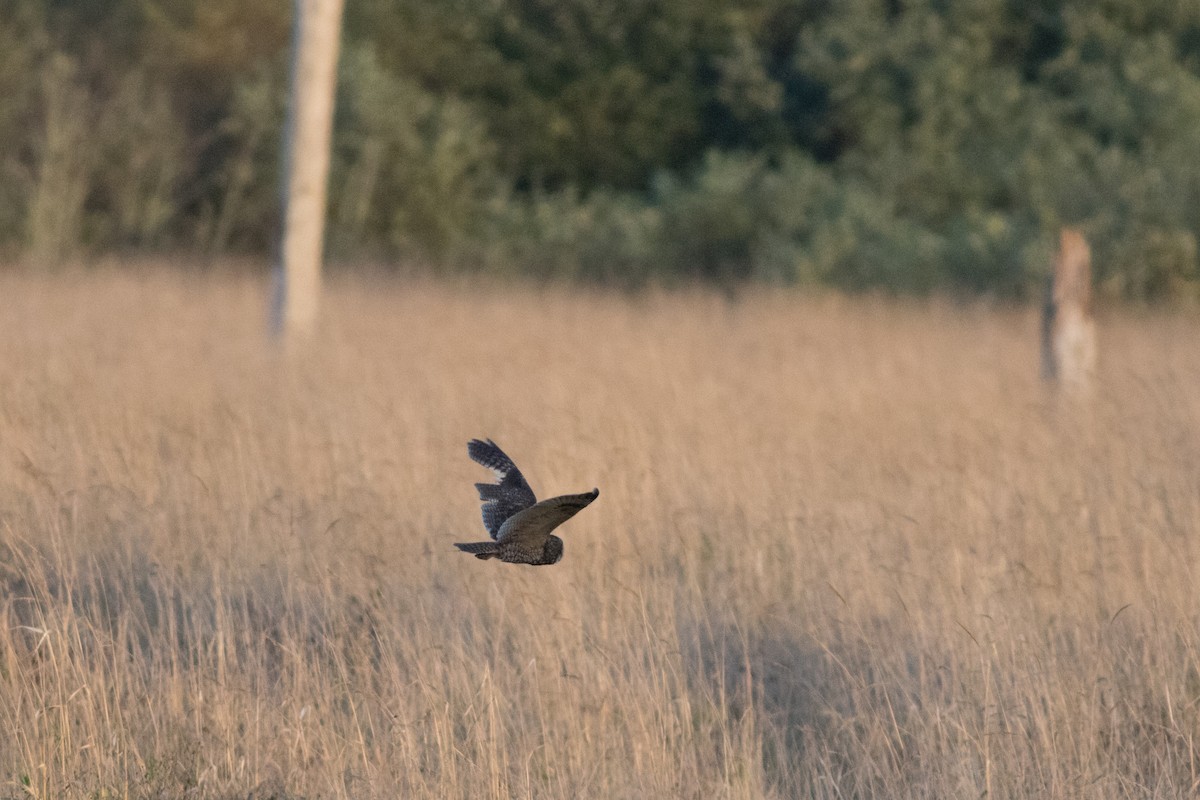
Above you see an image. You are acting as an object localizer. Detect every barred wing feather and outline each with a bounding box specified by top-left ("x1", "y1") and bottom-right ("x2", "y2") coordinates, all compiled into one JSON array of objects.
[{"x1": 468, "y1": 438, "x2": 537, "y2": 539}]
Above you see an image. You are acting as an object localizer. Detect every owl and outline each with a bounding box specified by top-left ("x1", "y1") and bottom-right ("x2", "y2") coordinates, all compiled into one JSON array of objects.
[{"x1": 454, "y1": 439, "x2": 598, "y2": 566}]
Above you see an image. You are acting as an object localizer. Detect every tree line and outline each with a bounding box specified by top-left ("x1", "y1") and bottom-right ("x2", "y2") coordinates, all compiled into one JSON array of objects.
[{"x1": 3, "y1": 0, "x2": 1199, "y2": 298}]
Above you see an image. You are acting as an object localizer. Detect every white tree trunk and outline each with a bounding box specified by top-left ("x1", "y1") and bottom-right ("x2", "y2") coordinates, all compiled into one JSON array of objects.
[{"x1": 274, "y1": 0, "x2": 346, "y2": 337}]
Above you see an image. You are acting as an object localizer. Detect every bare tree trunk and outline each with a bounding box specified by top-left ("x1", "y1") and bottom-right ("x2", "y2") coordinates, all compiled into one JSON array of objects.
[
  {"x1": 272, "y1": 0, "x2": 346, "y2": 337},
  {"x1": 1041, "y1": 227, "x2": 1097, "y2": 395}
]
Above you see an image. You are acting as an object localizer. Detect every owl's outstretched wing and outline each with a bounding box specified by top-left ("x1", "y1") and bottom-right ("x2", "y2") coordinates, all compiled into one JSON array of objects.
[
  {"x1": 468, "y1": 439, "x2": 538, "y2": 539},
  {"x1": 496, "y1": 489, "x2": 599, "y2": 546}
]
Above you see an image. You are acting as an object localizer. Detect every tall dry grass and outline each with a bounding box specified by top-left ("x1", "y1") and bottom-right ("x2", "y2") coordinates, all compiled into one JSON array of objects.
[{"x1": 0, "y1": 267, "x2": 1197, "y2": 798}]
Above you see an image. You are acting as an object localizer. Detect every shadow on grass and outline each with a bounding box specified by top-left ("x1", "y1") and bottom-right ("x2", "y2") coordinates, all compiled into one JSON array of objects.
[{"x1": 678, "y1": 610, "x2": 926, "y2": 795}]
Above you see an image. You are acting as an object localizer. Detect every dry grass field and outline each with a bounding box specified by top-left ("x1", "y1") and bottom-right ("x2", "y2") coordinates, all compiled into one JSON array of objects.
[{"x1": 0, "y1": 267, "x2": 1198, "y2": 798}]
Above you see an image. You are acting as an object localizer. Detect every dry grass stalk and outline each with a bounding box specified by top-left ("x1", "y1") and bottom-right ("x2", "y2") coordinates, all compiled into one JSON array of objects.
[{"x1": 0, "y1": 267, "x2": 1196, "y2": 798}]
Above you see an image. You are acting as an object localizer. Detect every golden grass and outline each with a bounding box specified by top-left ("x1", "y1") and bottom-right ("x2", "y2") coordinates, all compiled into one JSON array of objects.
[{"x1": 0, "y1": 267, "x2": 1198, "y2": 798}]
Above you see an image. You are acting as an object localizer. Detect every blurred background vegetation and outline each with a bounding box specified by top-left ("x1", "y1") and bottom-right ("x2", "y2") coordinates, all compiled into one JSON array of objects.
[{"x1": 3, "y1": 0, "x2": 1199, "y2": 298}]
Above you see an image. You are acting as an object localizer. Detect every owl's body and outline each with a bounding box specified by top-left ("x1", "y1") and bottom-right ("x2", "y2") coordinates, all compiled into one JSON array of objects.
[
  {"x1": 453, "y1": 535, "x2": 564, "y2": 565},
  {"x1": 454, "y1": 439, "x2": 597, "y2": 566}
]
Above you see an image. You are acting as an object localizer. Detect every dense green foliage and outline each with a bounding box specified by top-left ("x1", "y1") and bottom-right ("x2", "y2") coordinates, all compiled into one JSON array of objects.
[{"x1": 3, "y1": 0, "x2": 1199, "y2": 296}]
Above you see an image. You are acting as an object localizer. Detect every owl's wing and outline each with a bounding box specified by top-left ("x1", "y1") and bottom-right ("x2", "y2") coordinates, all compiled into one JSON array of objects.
[
  {"x1": 469, "y1": 439, "x2": 538, "y2": 539},
  {"x1": 496, "y1": 489, "x2": 599, "y2": 546}
]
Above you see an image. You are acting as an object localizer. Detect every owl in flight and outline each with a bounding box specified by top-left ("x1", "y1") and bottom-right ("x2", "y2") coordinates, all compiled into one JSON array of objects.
[{"x1": 454, "y1": 439, "x2": 598, "y2": 566}]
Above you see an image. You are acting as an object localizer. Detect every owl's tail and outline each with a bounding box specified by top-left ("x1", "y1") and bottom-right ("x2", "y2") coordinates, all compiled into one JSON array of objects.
[{"x1": 454, "y1": 541, "x2": 500, "y2": 560}]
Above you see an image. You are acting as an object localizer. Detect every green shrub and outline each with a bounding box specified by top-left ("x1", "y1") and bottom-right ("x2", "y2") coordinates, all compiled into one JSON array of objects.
[{"x1": 330, "y1": 44, "x2": 499, "y2": 264}]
